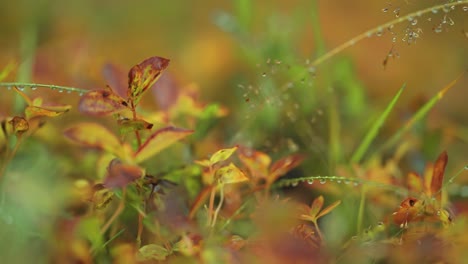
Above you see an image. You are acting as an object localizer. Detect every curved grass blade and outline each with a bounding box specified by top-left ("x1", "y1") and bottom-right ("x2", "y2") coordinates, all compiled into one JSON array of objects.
[
  {"x1": 350, "y1": 84, "x2": 405, "y2": 164},
  {"x1": 375, "y1": 74, "x2": 463, "y2": 155}
]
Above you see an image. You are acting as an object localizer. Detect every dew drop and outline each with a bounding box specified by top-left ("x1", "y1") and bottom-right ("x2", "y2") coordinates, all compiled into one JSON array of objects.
[
  {"x1": 307, "y1": 179, "x2": 314, "y2": 185},
  {"x1": 262, "y1": 72, "x2": 267, "y2": 77},
  {"x1": 464, "y1": 165, "x2": 468, "y2": 170},
  {"x1": 448, "y1": 17, "x2": 455, "y2": 26},
  {"x1": 431, "y1": 8, "x2": 439, "y2": 14},
  {"x1": 18, "y1": 86, "x2": 25, "y2": 91},
  {"x1": 336, "y1": 180, "x2": 342, "y2": 184},
  {"x1": 353, "y1": 182, "x2": 359, "y2": 186},
  {"x1": 344, "y1": 180, "x2": 350, "y2": 185},
  {"x1": 411, "y1": 19, "x2": 418, "y2": 26},
  {"x1": 463, "y1": 6, "x2": 468, "y2": 12},
  {"x1": 437, "y1": 210, "x2": 441, "y2": 216},
  {"x1": 58, "y1": 89, "x2": 64, "y2": 93},
  {"x1": 434, "y1": 25, "x2": 443, "y2": 33},
  {"x1": 382, "y1": 8, "x2": 388, "y2": 13},
  {"x1": 376, "y1": 28, "x2": 384, "y2": 37},
  {"x1": 319, "y1": 179, "x2": 326, "y2": 184},
  {"x1": 393, "y1": 7, "x2": 400, "y2": 17},
  {"x1": 30, "y1": 86, "x2": 37, "y2": 90},
  {"x1": 366, "y1": 31, "x2": 373, "y2": 38},
  {"x1": 7, "y1": 86, "x2": 11, "y2": 90},
  {"x1": 79, "y1": 92, "x2": 84, "y2": 96},
  {"x1": 392, "y1": 36, "x2": 397, "y2": 42},
  {"x1": 291, "y1": 181, "x2": 299, "y2": 187}
]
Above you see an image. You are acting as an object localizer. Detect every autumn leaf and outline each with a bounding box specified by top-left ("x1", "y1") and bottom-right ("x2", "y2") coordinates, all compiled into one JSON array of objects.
[
  {"x1": 137, "y1": 244, "x2": 170, "y2": 261},
  {"x1": 316, "y1": 200, "x2": 342, "y2": 219},
  {"x1": 430, "y1": 151, "x2": 448, "y2": 202},
  {"x1": 299, "y1": 196, "x2": 341, "y2": 223},
  {"x1": 64, "y1": 122, "x2": 123, "y2": 157},
  {"x1": 128, "y1": 56, "x2": 170, "y2": 106},
  {"x1": 78, "y1": 89, "x2": 129, "y2": 116},
  {"x1": 238, "y1": 147, "x2": 271, "y2": 181},
  {"x1": 8, "y1": 116, "x2": 29, "y2": 135},
  {"x1": 134, "y1": 126, "x2": 193, "y2": 163},
  {"x1": 25, "y1": 105, "x2": 72, "y2": 119},
  {"x1": 104, "y1": 159, "x2": 143, "y2": 188},
  {"x1": 309, "y1": 195, "x2": 324, "y2": 219}
]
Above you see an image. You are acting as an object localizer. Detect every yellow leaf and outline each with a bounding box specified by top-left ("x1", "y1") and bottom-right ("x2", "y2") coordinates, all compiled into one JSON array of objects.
[
  {"x1": 194, "y1": 159, "x2": 211, "y2": 167},
  {"x1": 316, "y1": 200, "x2": 341, "y2": 219},
  {"x1": 134, "y1": 126, "x2": 193, "y2": 163},
  {"x1": 216, "y1": 163, "x2": 249, "y2": 185},
  {"x1": 25, "y1": 105, "x2": 71, "y2": 119},
  {"x1": 209, "y1": 146, "x2": 238, "y2": 165},
  {"x1": 64, "y1": 122, "x2": 123, "y2": 158}
]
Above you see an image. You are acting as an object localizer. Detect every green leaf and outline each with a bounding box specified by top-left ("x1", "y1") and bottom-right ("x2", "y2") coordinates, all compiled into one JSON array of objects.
[
  {"x1": 64, "y1": 122, "x2": 123, "y2": 157},
  {"x1": 137, "y1": 244, "x2": 170, "y2": 261},
  {"x1": 350, "y1": 84, "x2": 405, "y2": 163},
  {"x1": 134, "y1": 126, "x2": 193, "y2": 163}
]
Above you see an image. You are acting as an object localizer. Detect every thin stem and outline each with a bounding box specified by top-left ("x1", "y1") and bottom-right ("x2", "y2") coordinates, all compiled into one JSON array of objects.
[
  {"x1": 357, "y1": 186, "x2": 367, "y2": 234},
  {"x1": 0, "y1": 82, "x2": 88, "y2": 94},
  {"x1": 207, "y1": 184, "x2": 216, "y2": 226},
  {"x1": 100, "y1": 188, "x2": 127, "y2": 235},
  {"x1": 313, "y1": 220, "x2": 324, "y2": 242},
  {"x1": 311, "y1": 1, "x2": 468, "y2": 67},
  {"x1": 211, "y1": 185, "x2": 224, "y2": 227}
]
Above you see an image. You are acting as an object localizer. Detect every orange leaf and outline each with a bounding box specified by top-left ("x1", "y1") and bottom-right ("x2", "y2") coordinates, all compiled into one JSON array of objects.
[
  {"x1": 269, "y1": 154, "x2": 305, "y2": 183},
  {"x1": 209, "y1": 146, "x2": 238, "y2": 165},
  {"x1": 64, "y1": 122, "x2": 123, "y2": 157},
  {"x1": 189, "y1": 185, "x2": 214, "y2": 219},
  {"x1": 134, "y1": 126, "x2": 193, "y2": 163},
  {"x1": 431, "y1": 151, "x2": 448, "y2": 202},
  {"x1": 104, "y1": 159, "x2": 143, "y2": 188},
  {"x1": 8, "y1": 116, "x2": 29, "y2": 134},
  {"x1": 238, "y1": 147, "x2": 271, "y2": 180},
  {"x1": 25, "y1": 105, "x2": 71, "y2": 119},
  {"x1": 407, "y1": 172, "x2": 423, "y2": 194},
  {"x1": 309, "y1": 195, "x2": 324, "y2": 219},
  {"x1": 216, "y1": 163, "x2": 249, "y2": 185},
  {"x1": 78, "y1": 89, "x2": 128, "y2": 116},
  {"x1": 14, "y1": 87, "x2": 33, "y2": 105},
  {"x1": 392, "y1": 197, "x2": 423, "y2": 226},
  {"x1": 316, "y1": 200, "x2": 341, "y2": 219},
  {"x1": 128, "y1": 56, "x2": 170, "y2": 105}
]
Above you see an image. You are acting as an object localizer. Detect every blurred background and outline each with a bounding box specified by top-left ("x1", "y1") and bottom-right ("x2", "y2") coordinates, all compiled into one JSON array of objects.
[{"x1": 0, "y1": 0, "x2": 467, "y2": 261}]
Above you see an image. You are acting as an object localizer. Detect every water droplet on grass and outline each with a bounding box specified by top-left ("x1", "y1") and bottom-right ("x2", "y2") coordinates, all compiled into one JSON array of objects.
[
  {"x1": 7, "y1": 86, "x2": 11, "y2": 90},
  {"x1": 464, "y1": 165, "x2": 468, "y2": 170},
  {"x1": 411, "y1": 19, "x2": 418, "y2": 26},
  {"x1": 262, "y1": 72, "x2": 267, "y2": 77},
  {"x1": 319, "y1": 179, "x2": 326, "y2": 184},
  {"x1": 463, "y1": 6, "x2": 468, "y2": 12},
  {"x1": 18, "y1": 86, "x2": 25, "y2": 91},
  {"x1": 307, "y1": 180, "x2": 314, "y2": 185},
  {"x1": 432, "y1": 8, "x2": 439, "y2": 14},
  {"x1": 31, "y1": 86, "x2": 37, "y2": 90},
  {"x1": 382, "y1": 8, "x2": 388, "y2": 13},
  {"x1": 291, "y1": 181, "x2": 299, "y2": 187}
]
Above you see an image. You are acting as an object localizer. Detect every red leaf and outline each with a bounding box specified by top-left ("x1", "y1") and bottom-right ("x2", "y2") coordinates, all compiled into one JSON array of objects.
[
  {"x1": 238, "y1": 147, "x2": 271, "y2": 181},
  {"x1": 393, "y1": 197, "x2": 423, "y2": 227},
  {"x1": 134, "y1": 126, "x2": 193, "y2": 163},
  {"x1": 102, "y1": 63, "x2": 128, "y2": 98},
  {"x1": 431, "y1": 151, "x2": 448, "y2": 202},
  {"x1": 104, "y1": 159, "x2": 143, "y2": 188},
  {"x1": 78, "y1": 89, "x2": 128, "y2": 116},
  {"x1": 128, "y1": 56, "x2": 170, "y2": 105}
]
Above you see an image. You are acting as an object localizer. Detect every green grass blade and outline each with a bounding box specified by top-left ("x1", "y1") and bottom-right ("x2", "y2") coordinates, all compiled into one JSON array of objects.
[
  {"x1": 376, "y1": 74, "x2": 463, "y2": 154},
  {"x1": 350, "y1": 84, "x2": 405, "y2": 164}
]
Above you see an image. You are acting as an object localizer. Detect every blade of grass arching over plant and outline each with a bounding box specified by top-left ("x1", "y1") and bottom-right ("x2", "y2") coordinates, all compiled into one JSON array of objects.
[
  {"x1": 376, "y1": 75, "x2": 463, "y2": 155},
  {"x1": 310, "y1": 0, "x2": 326, "y2": 56},
  {"x1": 329, "y1": 92, "x2": 342, "y2": 170},
  {"x1": 15, "y1": 23, "x2": 38, "y2": 114},
  {"x1": 350, "y1": 84, "x2": 405, "y2": 164}
]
